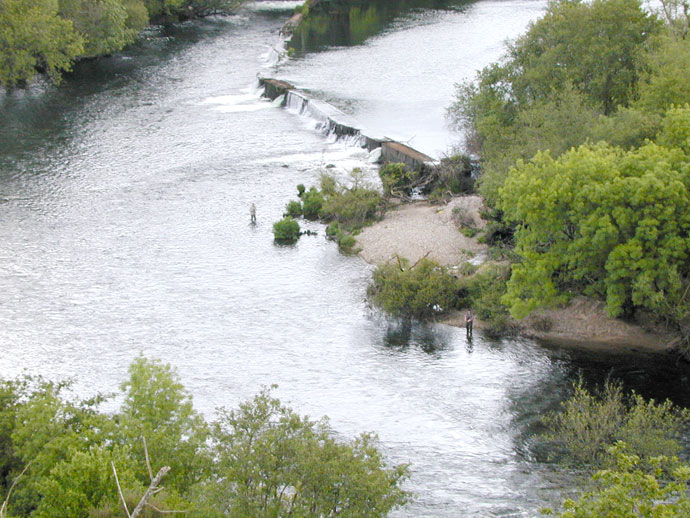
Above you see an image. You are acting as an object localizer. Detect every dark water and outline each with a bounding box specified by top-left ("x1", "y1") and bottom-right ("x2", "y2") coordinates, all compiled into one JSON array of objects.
[
  {"x1": 1, "y1": 2, "x2": 689, "y2": 517},
  {"x1": 288, "y1": 0, "x2": 475, "y2": 54}
]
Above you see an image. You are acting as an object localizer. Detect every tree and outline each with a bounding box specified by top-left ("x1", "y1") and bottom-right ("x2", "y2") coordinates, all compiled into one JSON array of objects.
[
  {"x1": 58, "y1": 0, "x2": 138, "y2": 57},
  {"x1": 197, "y1": 388, "x2": 410, "y2": 518},
  {"x1": 0, "y1": 0, "x2": 83, "y2": 86},
  {"x1": 367, "y1": 258, "x2": 460, "y2": 321},
  {"x1": 447, "y1": 0, "x2": 662, "y2": 204},
  {"x1": 499, "y1": 133, "x2": 690, "y2": 322},
  {"x1": 7, "y1": 379, "x2": 112, "y2": 516},
  {"x1": 117, "y1": 357, "x2": 210, "y2": 494},
  {"x1": 31, "y1": 445, "x2": 141, "y2": 518},
  {"x1": 545, "y1": 443, "x2": 690, "y2": 518},
  {"x1": 541, "y1": 379, "x2": 689, "y2": 467},
  {"x1": 636, "y1": 36, "x2": 690, "y2": 113}
]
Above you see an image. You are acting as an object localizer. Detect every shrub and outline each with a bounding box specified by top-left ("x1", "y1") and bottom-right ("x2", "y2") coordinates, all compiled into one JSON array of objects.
[
  {"x1": 457, "y1": 262, "x2": 478, "y2": 276},
  {"x1": 301, "y1": 187, "x2": 324, "y2": 219},
  {"x1": 368, "y1": 258, "x2": 460, "y2": 320},
  {"x1": 319, "y1": 173, "x2": 338, "y2": 196},
  {"x1": 461, "y1": 264, "x2": 510, "y2": 322},
  {"x1": 297, "y1": 184, "x2": 306, "y2": 197},
  {"x1": 284, "y1": 200, "x2": 303, "y2": 218},
  {"x1": 460, "y1": 227, "x2": 479, "y2": 238},
  {"x1": 321, "y1": 187, "x2": 381, "y2": 229},
  {"x1": 379, "y1": 162, "x2": 416, "y2": 195},
  {"x1": 325, "y1": 221, "x2": 339, "y2": 237},
  {"x1": 273, "y1": 217, "x2": 300, "y2": 242},
  {"x1": 336, "y1": 232, "x2": 356, "y2": 253},
  {"x1": 541, "y1": 378, "x2": 690, "y2": 467},
  {"x1": 431, "y1": 154, "x2": 475, "y2": 194}
]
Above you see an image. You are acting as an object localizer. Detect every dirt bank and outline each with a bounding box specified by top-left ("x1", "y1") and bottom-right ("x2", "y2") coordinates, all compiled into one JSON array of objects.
[
  {"x1": 356, "y1": 196, "x2": 487, "y2": 267},
  {"x1": 356, "y1": 196, "x2": 678, "y2": 353}
]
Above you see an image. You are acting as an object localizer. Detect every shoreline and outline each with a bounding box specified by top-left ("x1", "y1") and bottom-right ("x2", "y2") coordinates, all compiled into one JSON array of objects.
[{"x1": 356, "y1": 197, "x2": 679, "y2": 355}]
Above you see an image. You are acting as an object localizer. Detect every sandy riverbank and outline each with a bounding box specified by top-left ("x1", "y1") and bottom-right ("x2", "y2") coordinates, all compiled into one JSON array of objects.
[{"x1": 356, "y1": 196, "x2": 678, "y2": 353}]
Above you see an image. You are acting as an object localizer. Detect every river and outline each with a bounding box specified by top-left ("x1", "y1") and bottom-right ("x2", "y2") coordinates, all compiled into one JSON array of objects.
[{"x1": 1, "y1": 1, "x2": 689, "y2": 517}]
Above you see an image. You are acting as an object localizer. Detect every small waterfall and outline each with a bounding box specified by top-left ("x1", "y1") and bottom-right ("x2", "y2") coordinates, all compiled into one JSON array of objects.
[{"x1": 284, "y1": 90, "x2": 366, "y2": 147}]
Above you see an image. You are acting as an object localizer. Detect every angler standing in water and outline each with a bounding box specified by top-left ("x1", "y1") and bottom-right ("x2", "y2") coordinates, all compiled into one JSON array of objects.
[{"x1": 250, "y1": 203, "x2": 256, "y2": 223}]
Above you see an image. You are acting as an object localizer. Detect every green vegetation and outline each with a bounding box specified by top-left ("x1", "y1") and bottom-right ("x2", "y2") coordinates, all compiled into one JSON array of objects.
[
  {"x1": 272, "y1": 217, "x2": 300, "y2": 243},
  {"x1": 0, "y1": 359, "x2": 411, "y2": 518},
  {"x1": 448, "y1": 0, "x2": 690, "y2": 344},
  {"x1": 542, "y1": 380, "x2": 690, "y2": 518},
  {"x1": 200, "y1": 388, "x2": 410, "y2": 518},
  {"x1": 544, "y1": 443, "x2": 690, "y2": 518},
  {"x1": 282, "y1": 171, "x2": 382, "y2": 252},
  {"x1": 367, "y1": 258, "x2": 460, "y2": 320},
  {"x1": 541, "y1": 379, "x2": 690, "y2": 467},
  {"x1": 0, "y1": 0, "x2": 244, "y2": 87}
]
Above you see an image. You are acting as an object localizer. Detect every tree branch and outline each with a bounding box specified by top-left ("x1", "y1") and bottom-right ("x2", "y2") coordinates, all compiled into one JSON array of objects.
[
  {"x1": 131, "y1": 466, "x2": 171, "y2": 518},
  {"x1": 0, "y1": 461, "x2": 31, "y2": 518},
  {"x1": 111, "y1": 461, "x2": 132, "y2": 518}
]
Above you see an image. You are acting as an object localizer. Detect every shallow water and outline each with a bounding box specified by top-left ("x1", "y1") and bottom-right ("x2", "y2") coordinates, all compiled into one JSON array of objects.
[{"x1": 1, "y1": 2, "x2": 689, "y2": 517}]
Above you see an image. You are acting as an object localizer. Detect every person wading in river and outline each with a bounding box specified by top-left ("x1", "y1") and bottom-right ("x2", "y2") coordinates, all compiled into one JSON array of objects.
[
  {"x1": 250, "y1": 203, "x2": 256, "y2": 223},
  {"x1": 465, "y1": 309, "x2": 474, "y2": 337}
]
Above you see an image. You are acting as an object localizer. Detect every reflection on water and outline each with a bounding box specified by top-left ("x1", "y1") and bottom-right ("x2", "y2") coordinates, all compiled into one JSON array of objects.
[{"x1": 289, "y1": 0, "x2": 475, "y2": 54}]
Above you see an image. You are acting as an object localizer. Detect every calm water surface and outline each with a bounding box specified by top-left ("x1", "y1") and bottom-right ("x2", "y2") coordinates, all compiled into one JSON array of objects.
[{"x1": 1, "y1": 2, "x2": 689, "y2": 517}]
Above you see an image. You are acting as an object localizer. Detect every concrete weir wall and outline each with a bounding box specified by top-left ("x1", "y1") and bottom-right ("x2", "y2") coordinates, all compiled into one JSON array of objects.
[{"x1": 258, "y1": 77, "x2": 437, "y2": 172}]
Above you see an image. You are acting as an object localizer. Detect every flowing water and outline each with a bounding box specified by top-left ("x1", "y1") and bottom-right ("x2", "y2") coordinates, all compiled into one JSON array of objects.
[{"x1": 1, "y1": 2, "x2": 689, "y2": 517}]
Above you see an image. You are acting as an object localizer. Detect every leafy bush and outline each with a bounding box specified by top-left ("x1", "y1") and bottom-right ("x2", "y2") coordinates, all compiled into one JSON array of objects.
[
  {"x1": 297, "y1": 183, "x2": 306, "y2": 197},
  {"x1": 460, "y1": 264, "x2": 511, "y2": 322},
  {"x1": 325, "y1": 222, "x2": 358, "y2": 253},
  {"x1": 368, "y1": 258, "x2": 460, "y2": 320},
  {"x1": 301, "y1": 187, "x2": 324, "y2": 219},
  {"x1": 541, "y1": 378, "x2": 690, "y2": 467},
  {"x1": 284, "y1": 200, "x2": 303, "y2": 218},
  {"x1": 321, "y1": 187, "x2": 381, "y2": 229},
  {"x1": 379, "y1": 162, "x2": 416, "y2": 196},
  {"x1": 272, "y1": 217, "x2": 300, "y2": 242},
  {"x1": 457, "y1": 262, "x2": 478, "y2": 276},
  {"x1": 545, "y1": 443, "x2": 690, "y2": 518},
  {"x1": 203, "y1": 388, "x2": 411, "y2": 518}
]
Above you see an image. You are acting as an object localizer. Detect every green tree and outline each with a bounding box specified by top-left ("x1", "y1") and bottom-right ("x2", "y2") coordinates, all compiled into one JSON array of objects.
[
  {"x1": 58, "y1": 0, "x2": 138, "y2": 57},
  {"x1": 8, "y1": 380, "x2": 112, "y2": 516},
  {"x1": 117, "y1": 357, "x2": 209, "y2": 494},
  {"x1": 637, "y1": 36, "x2": 690, "y2": 113},
  {"x1": 541, "y1": 379, "x2": 689, "y2": 467},
  {"x1": 447, "y1": 0, "x2": 662, "y2": 205},
  {"x1": 0, "y1": 0, "x2": 83, "y2": 86},
  {"x1": 32, "y1": 445, "x2": 141, "y2": 518},
  {"x1": 368, "y1": 258, "x2": 460, "y2": 321},
  {"x1": 499, "y1": 135, "x2": 690, "y2": 322},
  {"x1": 196, "y1": 388, "x2": 410, "y2": 518},
  {"x1": 545, "y1": 443, "x2": 690, "y2": 518}
]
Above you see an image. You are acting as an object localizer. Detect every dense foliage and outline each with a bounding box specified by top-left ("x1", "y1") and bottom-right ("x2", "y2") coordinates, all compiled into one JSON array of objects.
[
  {"x1": 284, "y1": 171, "x2": 382, "y2": 252},
  {"x1": 0, "y1": 0, "x2": 243, "y2": 86},
  {"x1": 272, "y1": 217, "x2": 301, "y2": 242},
  {"x1": 499, "y1": 122, "x2": 690, "y2": 322},
  {"x1": 541, "y1": 379, "x2": 690, "y2": 467},
  {"x1": 0, "y1": 359, "x2": 411, "y2": 518},
  {"x1": 448, "y1": 0, "x2": 690, "y2": 338},
  {"x1": 368, "y1": 258, "x2": 460, "y2": 320},
  {"x1": 545, "y1": 444, "x2": 690, "y2": 518}
]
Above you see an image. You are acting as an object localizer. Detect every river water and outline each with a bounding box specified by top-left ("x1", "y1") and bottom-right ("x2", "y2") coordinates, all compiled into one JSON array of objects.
[{"x1": 1, "y1": 2, "x2": 689, "y2": 517}]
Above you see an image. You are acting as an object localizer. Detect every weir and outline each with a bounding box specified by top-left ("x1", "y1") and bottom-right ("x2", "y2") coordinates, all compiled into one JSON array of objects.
[{"x1": 258, "y1": 77, "x2": 437, "y2": 172}]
